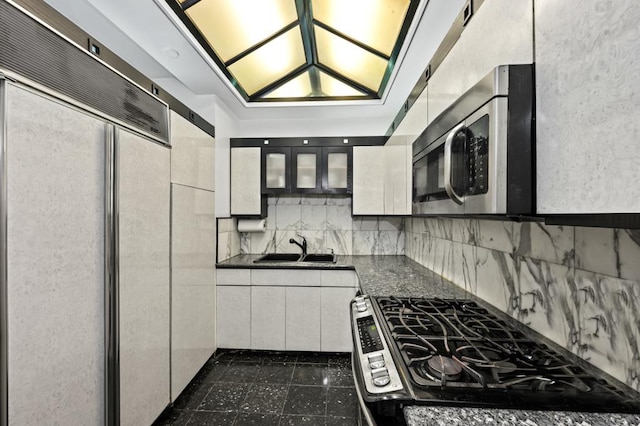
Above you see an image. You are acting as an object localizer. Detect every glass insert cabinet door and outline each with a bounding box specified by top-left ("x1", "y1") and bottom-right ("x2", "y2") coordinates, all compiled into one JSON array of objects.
[
  {"x1": 262, "y1": 147, "x2": 291, "y2": 193},
  {"x1": 292, "y1": 147, "x2": 322, "y2": 193},
  {"x1": 322, "y1": 146, "x2": 352, "y2": 194}
]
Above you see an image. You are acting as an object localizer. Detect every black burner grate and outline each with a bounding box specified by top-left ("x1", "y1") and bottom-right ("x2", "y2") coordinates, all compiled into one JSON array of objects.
[{"x1": 375, "y1": 297, "x2": 627, "y2": 398}]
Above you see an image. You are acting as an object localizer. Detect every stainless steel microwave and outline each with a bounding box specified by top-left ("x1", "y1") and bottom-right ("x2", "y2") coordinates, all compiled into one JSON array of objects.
[{"x1": 412, "y1": 64, "x2": 534, "y2": 216}]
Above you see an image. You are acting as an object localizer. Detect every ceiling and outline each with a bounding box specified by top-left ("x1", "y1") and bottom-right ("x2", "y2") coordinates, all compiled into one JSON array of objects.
[
  {"x1": 40, "y1": 0, "x2": 465, "y2": 135},
  {"x1": 167, "y1": 0, "x2": 418, "y2": 103}
]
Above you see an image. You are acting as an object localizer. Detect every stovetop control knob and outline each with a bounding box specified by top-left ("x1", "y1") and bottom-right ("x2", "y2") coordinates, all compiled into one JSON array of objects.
[
  {"x1": 371, "y1": 367, "x2": 390, "y2": 387},
  {"x1": 354, "y1": 296, "x2": 367, "y2": 312},
  {"x1": 367, "y1": 353, "x2": 385, "y2": 369}
]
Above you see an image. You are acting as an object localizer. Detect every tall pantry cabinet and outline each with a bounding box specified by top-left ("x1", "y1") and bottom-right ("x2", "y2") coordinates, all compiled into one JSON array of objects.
[{"x1": 168, "y1": 111, "x2": 216, "y2": 403}]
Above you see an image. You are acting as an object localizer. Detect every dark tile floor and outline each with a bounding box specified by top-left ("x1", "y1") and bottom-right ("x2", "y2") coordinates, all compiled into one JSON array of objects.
[{"x1": 155, "y1": 350, "x2": 361, "y2": 426}]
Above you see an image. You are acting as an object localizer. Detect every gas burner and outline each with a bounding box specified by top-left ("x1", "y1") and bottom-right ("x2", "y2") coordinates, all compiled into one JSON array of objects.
[{"x1": 427, "y1": 356, "x2": 463, "y2": 381}]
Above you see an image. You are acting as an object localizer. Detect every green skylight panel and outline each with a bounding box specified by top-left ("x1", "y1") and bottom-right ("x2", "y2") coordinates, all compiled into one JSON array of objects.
[
  {"x1": 228, "y1": 27, "x2": 306, "y2": 95},
  {"x1": 314, "y1": 25, "x2": 388, "y2": 92},
  {"x1": 185, "y1": 0, "x2": 298, "y2": 62},
  {"x1": 264, "y1": 72, "x2": 313, "y2": 98},
  {"x1": 318, "y1": 71, "x2": 364, "y2": 97},
  {"x1": 311, "y1": 0, "x2": 410, "y2": 56}
]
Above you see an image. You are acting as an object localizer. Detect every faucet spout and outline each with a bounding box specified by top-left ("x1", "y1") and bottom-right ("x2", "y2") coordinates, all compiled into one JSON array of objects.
[{"x1": 289, "y1": 235, "x2": 307, "y2": 255}]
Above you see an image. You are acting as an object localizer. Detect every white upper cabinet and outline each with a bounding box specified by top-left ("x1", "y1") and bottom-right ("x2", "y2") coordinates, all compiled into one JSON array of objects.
[
  {"x1": 427, "y1": 0, "x2": 534, "y2": 125},
  {"x1": 353, "y1": 143, "x2": 411, "y2": 216},
  {"x1": 170, "y1": 111, "x2": 215, "y2": 191},
  {"x1": 230, "y1": 147, "x2": 263, "y2": 215},
  {"x1": 535, "y1": 0, "x2": 640, "y2": 213},
  {"x1": 352, "y1": 146, "x2": 385, "y2": 215}
]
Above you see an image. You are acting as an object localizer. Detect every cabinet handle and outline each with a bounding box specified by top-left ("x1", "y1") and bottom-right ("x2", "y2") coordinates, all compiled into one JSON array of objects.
[{"x1": 444, "y1": 123, "x2": 465, "y2": 205}]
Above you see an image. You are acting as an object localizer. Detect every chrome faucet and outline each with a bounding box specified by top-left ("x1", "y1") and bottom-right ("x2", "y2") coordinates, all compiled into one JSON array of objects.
[{"x1": 289, "y1": 234, "x2": 307, "y2": 256}]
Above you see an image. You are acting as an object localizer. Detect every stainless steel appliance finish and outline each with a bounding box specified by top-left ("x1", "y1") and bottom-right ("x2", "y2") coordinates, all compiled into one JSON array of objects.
[
  {"x1": 412, "y1": 64, "x2": 534, "y2": 216},
  {"x1": 351, "y1": 296, "x2": 640, "y2": 426},
  {"x1": 0, "y1": 78, "x2": 8, "y2": 426},
  {"x1": 104, "y1": 124, "x2": 120, "y2": 426}
]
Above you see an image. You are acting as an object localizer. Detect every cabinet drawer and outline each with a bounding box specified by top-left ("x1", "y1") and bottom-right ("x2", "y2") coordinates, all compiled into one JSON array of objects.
[
  {"x1": 251, "y1": 269, "x2": 321, "y2": 286},
  {"x1": 217, "y1": 268, "x2": 251, "y2": 286},
  {"x1": 320, "y1": 270, "x2": 357, "y2": 287}
]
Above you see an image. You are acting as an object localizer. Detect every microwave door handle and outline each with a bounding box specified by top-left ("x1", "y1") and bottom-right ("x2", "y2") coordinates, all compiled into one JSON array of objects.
[{"x1": 444, "y1": 123, "x2": 465, "y2": 205}]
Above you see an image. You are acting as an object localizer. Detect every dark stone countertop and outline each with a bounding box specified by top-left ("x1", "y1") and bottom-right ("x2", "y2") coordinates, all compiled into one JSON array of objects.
[
  {"x1": 216, "y1": 254, "x2": 470, "y2": 299},
  {"x1": 404, "y1": 406, "x2": 640, "y2": 426},
  {"x1": 216, "y1": 254, "x2": 640, "y2": 425}
]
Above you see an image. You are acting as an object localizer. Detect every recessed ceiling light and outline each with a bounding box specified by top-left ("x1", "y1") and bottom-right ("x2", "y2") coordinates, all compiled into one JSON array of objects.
[{"x1": 162, "y1": 47, "x2": 180, "y2": 59}]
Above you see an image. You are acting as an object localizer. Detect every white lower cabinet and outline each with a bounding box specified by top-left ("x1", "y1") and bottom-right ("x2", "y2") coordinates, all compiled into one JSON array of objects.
[
  {"x1": 321, "y1": 287, "x2": 358, "y2": 352},
  {"x1": 217, "y1": 286, "x2": 251, "y2": 349},
  {"x1": 251, "y1": 286, "x2": 286, "y2": 350},
  {"x1": 286, "y1": 287, "x2": 321, "y2": 351},
  {"x1": 216, "y1": 268, "x2": 357, "y2": 352}
]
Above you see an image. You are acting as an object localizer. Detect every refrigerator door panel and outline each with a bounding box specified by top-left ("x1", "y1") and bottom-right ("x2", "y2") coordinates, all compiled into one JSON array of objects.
[
  {"x1": 118, "y1": 128, "x2": 171, "y2": 426},
  {"x1": 5, "y1": 83, "x2": 105, "y2": 425}
]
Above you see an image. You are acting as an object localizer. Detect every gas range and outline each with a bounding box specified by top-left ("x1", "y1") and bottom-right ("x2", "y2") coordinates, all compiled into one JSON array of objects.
[{"x1": 351, "y1": 295, "x2": 640, "y2": 425}]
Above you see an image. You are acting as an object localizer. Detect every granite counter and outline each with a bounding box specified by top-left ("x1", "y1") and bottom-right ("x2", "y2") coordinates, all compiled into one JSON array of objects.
[
  {"x1": 216, "y1": 254, "x2": 469, "y2": 299},
  {"x1": 404, "y1": 406, "x2": 640, "y2": 426}
]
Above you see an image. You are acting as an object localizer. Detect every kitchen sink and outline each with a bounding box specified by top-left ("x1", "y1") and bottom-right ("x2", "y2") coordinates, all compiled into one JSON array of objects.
[
  {"x1": 254, "y1": 253, "x2": 302, "y2": 262},
  {"x1": 301, "y1": 253, "x2": 336, "y2": 263},
  {"x1": 253, "y1": 253, "x2": 336, "y2": 263}
]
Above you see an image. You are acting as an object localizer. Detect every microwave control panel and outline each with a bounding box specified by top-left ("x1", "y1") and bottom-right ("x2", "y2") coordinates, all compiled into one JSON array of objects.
[{"x1": 466, "y1": 115, "x2": 489, "y2": 196}]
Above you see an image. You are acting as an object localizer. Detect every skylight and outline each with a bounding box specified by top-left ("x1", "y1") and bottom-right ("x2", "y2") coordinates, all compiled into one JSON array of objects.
[{"x1": 166, "y1": 0, "x2": 419, "y2": 102}]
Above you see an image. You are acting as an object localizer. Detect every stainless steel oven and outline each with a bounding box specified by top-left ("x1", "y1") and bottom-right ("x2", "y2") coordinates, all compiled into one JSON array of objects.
[{"x1": 412, "y1": 64, "x2": 534, "y2": 216}]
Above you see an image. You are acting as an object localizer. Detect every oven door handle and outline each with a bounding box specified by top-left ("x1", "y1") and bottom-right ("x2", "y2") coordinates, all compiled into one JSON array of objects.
[
  {"x1": 444, "y1": 122, "x2": 465, "y2": 205},
  {"x1": 352, "y1": 351, "x2": 377, "y2": 426}
]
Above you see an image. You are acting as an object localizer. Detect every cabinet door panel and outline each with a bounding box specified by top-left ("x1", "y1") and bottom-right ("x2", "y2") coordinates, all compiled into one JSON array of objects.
[
  {"x1": 321, "y1": 287, "x2": 357, "y2": 352},
  {"x1": 231, "y1": 147, "x2": 263, "y2": 215},
  {"x1": 118, "y1": 128, "x2": 171, "y2": 426},
  {"x1": 171, "y1": 185, "x2": 216, "y2": 402},
  {"x1": 352, "y1": 146, "x2": 384, "y2": 214},
  {"x1": 292, "y1": 147, "x2": 322, "y2": 193},
  {"x1": 251, "y1": 286, "x2": 286, "y2": 350},
  {"x1": 217, "y1": 286, "x2": 251, "y2": 349},
  {"x1": 286, "y1": 287, "x2": 321, "y2": 351},
  {"x1": 170, "y1": 110, "x2": 215, "y2": 190},
  {"x1": 262, "y1": 147, "x2": 291, "y2": 194},
  {"x1": 322, "y1": 146, "x2": 352, "y2": 194}
]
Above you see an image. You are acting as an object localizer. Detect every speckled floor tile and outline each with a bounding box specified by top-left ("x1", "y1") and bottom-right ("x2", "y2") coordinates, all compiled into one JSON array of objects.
[
  {"x1": 328, "y1": 355, "x2": 352, "y2": 368},
  {"x1": 197, "y1": 383, "x2": 248, "y2": 412},
  {"x1": 239, "y1": 383, "x2": 288, "y2": 414},
  {"x1": 172, "y1": 381, "x2": 212, "y2": 410},
  {"x1": 326, "y1": 388, "x2": 358, "y2": 418},
  {"x1": 233, "y1": 413, "x2": 281, "y2": 425},
  {"x1": 262, "y1": 352, "x2": 298, "y2": 363},
  {"x1": 254, "y1": 362, "x2": 295, "y2": 384},
  {"x1": 296, "y1": 353, "x2": 330, "y2": 364},
  {"x1": 279, "y1": 414, "x2": 326, "y2": 425},
  {"x1": 217, "y1": 362, "x2": 261, "y2": 383},
  {"x1": 196, "y1": 362, "x2": 227, "y2": 383},
  {"x1": 187, "y1": 411, "x2": 237, "y2": 426},
  {"x1": 292, "y1": 364, "x2": 329, "y2": 386},
  {"x1": 325, "y1": 416, "x2": 359, "y2": 426},
  {"x1": 324, "y1": 366, "x2": 354, "y2": 387},
  {"x1": 283, "y1": 386, "x2": 328, "y2": 416},
  {"x1": 153, "y1": 409, "x2": 192, "y2": 425}
]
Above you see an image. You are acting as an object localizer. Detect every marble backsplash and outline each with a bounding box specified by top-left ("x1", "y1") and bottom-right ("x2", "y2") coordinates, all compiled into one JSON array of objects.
[
  {"x1": 217, "y1": 217, "x2": 241, "y2": 262},
  {"x1": 405, "y1": 217, "x2": 640, "y2": 391},
  {"x1": 217, "y1": 195, "x2": 405, "y2": 259}
]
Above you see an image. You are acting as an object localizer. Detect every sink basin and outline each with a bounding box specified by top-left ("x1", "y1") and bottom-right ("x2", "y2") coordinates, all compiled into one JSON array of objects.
[
  {"x1": 253, "y1": 253, "x2": 336, "y2": 263},
  {"x1": 301, "y1": 253, "x2": 336, "y2": 263},
  {"x1": 254, "y1": 253, "x2": 302, "y2": 263}
]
